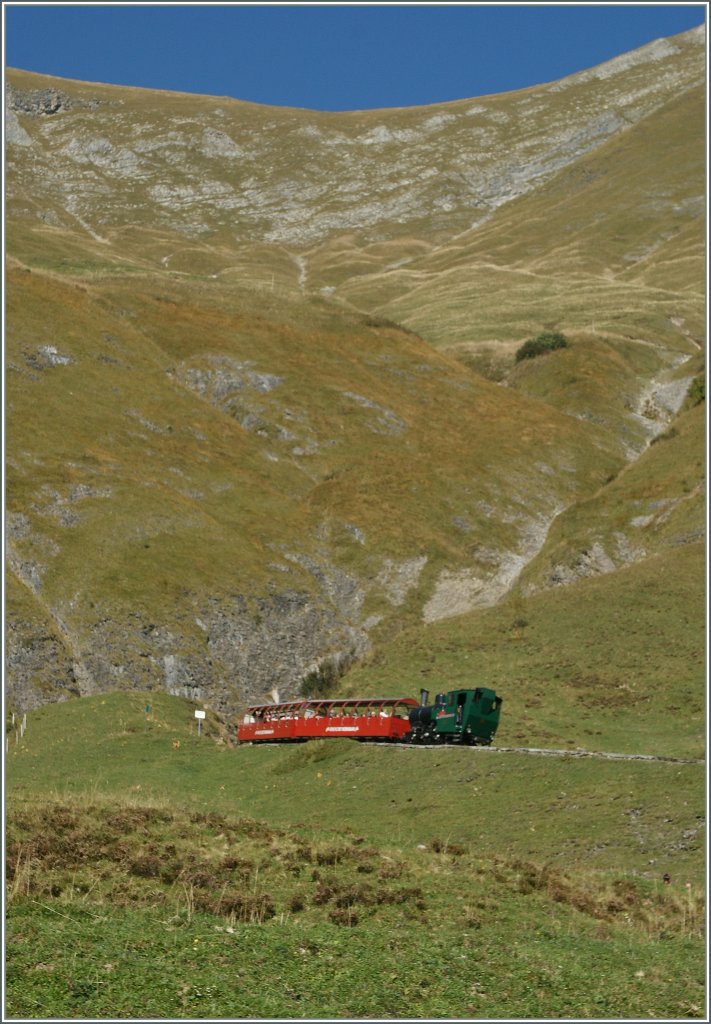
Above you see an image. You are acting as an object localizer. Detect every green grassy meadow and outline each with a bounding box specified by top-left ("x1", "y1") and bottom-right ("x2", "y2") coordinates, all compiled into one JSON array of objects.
[
  {"x1": 348, "y1": 541, "x2": 706, "y2": 761},
  {"x1": 6, "y1": 690, "x2": 705, "y2": 1019}
]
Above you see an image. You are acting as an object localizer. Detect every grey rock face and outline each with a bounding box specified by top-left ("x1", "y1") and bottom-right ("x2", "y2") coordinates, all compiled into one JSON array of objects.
[
  {"x1": 31, "y1": 484, "x2": 113, "y2": 527},
  {"x1": 178, "y1": 356, "x2": 284, "y2": 403},
  {"x1": 5, "y1": 512, "x2": 32, "y2": 541},
  {"x1": 546, "y1": 542, "x2": 618, "y2": 587},
  {"x1": 6, "y1": 84, "x2": 74, "y2": 116},
  {"x1": 202, "y1": 590, "x2": 366, "y2": 712},
  {"x1": 5, "y1": 107, "x2": 32, "y2": 147},
  {"x1": 5, "y1": 615, "x2": 80, "y2": 710},
  {"x1": 174, "y1": 355, "x2": 322, "y2": 448},
  {"x1": 5, "y1": 588, "x2": 368, "y2": 718}
]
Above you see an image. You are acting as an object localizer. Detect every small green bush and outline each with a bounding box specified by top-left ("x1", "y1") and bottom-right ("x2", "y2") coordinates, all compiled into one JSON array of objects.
[
  {"x1": 515, "y1": 331, "x2": 570, "y2": 363},
  {"x1": 650, "y1": 426, "x2": 678, "y2": 446},
  {"x1": 300, "y1": 652, "x2": 355, "y2": 698},
  {"x1": 688, "y1": 374, "x2": 705, "y2": 405}
]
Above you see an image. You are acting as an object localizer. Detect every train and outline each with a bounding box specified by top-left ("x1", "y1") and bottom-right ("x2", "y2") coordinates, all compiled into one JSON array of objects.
[{"x1": 236, "y1": 687, "x2": 502, "y2": 746}]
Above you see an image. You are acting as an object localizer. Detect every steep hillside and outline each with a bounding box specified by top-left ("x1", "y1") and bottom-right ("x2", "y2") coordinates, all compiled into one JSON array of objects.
[
  {"x1": 333, "y1": 82, "x2": 705, "y2": 353},
  {"x1": 517, "y1": 400, "x2": 706, "y2": 593},
  {"x1": 5, "y1": 263, "x2": 622, "y2": 713},
  {"x1": 4, "y1": 26, "x2": 705, "y2": 716}
]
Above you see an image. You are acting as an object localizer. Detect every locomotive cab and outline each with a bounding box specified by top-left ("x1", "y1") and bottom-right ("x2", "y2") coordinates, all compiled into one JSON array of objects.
[
  {"x1": 407, "y1": 687, "x2": 502, "y2": 745},
  {"x1": 439, "y1": 687, "x2": 502, "y2": 745}
]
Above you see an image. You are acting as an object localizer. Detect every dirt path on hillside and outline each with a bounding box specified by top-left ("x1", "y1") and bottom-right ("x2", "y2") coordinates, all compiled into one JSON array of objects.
[{"x1": 393, "y1": 743, "x2": 703, "y2": 765}]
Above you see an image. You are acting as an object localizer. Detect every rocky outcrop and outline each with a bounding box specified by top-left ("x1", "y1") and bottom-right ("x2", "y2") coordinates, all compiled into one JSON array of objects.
[
  {"x1": 5, "y1": 610, "x2": 79, "y2": 710},
  {"x1": 6, "y1": 82, "x2": 99, "y2": 116},
  {"x1": 423, "y1": 507, "x2": 564, "y2": 623},
  {"x1": 200, "y1": 590, "x2": 367, "y2": 710},
  {"x1": 5, "y1": 107, "x2": 32, "y2": 147},
  {"x1": 5, "y1": 586, "x2": 368, "y2": 717}
]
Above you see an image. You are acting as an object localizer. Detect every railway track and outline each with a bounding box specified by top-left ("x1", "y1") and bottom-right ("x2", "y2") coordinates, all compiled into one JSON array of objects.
[{"x1": 391, "y1": 743, "x2": 703, "y2": 765}]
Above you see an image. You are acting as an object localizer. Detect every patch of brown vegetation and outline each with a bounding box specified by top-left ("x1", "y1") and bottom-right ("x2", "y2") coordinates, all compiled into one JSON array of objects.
[
  {"x1": 6, "y1": 799, "x2": 423, "y2": 929},
  {"x1": 510, "y1": 859, "x2": 704, "y2": 937}
]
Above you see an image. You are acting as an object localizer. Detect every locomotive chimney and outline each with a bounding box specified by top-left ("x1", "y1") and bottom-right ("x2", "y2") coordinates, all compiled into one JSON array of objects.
[{"x1": 420, "y1": 688, "x2": 429, "y2": 706}]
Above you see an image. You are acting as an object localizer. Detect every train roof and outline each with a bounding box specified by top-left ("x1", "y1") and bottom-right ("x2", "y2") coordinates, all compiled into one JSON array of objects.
[{"x1": 245, "y1": 696, "x2": 419, "y2": 714}]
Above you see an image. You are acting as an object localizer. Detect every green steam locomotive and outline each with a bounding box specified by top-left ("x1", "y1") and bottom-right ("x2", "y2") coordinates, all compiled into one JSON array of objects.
[{"x1": 406, "y1": 687, "x2": 503, "y2": 745}]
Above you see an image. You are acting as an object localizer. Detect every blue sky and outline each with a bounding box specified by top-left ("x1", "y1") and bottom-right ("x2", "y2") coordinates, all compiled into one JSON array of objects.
[{"x1": 4, "y1": 4, "x2": 706, "y2": 111}]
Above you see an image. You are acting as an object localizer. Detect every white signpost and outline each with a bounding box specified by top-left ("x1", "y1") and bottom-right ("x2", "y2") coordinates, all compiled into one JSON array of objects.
[{"x1": 194, "y1": 709, "x2": 206, "y2": 736}]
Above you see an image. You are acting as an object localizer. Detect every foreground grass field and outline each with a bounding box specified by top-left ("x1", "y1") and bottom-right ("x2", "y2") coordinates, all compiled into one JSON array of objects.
[{"x1": 6, "y1": 692, "x2": 705, "y2": 1019}]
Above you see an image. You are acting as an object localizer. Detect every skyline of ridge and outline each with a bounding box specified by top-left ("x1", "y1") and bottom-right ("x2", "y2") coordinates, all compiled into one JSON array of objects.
[{"x1": 4, "y1": 3, "x2": 706, "y2": 112}]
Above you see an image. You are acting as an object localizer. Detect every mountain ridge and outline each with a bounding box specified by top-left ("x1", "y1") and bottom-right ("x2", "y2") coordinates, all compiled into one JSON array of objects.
[{"x1": 5, "y1": 26, "x2": 704, "y2": 253}]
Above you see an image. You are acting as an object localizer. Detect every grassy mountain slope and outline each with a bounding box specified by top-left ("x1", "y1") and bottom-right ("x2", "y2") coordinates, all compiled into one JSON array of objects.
[
  {"x1": 6, "y1": 259, "x2": 630, "y2": 714},
  {"x1": 6, "y1": 28, "x2": 704, "y2": 262},
  {"x1": 5, "y1": 24, "x2": 705, "y2": 724},
  {"x1": 343, "y1": 541, "x2": 705, "y2": 760},
  {"x1": 333, "y1": 82, "x2": 705, "y2": 362}
]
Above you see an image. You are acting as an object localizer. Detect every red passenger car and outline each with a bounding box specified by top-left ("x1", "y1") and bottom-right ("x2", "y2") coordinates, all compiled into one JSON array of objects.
[{"x1": 237, "y1": 696, "x2": 419, "y2": 744}]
